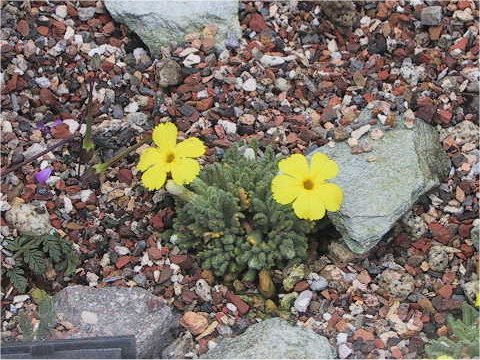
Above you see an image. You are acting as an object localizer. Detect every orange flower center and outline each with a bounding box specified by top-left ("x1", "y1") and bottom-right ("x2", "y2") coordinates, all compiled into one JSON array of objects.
[
  {"x1": 303, "y1": 178, "x2": 314, "y2": 190},
  {"x1": 166, "y1": 152, "x2": 175, "y2": 163}
]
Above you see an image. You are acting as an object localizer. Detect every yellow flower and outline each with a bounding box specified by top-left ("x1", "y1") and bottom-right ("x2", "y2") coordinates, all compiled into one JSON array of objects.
[
  {"x1": 475, "y1": 292, "x2": 480, "y2": 307},
  {"x1": 437, "y1": 356, "x2": 454, "y2": 359},
  {"x1": 137, "y1": 122, "x2": 205, "y2": 190},
  {"x1": 271, "y1": 153, "x2": 343, "y2": 220}
]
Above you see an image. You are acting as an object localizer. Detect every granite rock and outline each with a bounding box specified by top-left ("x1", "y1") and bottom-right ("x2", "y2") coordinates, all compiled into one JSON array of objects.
[
  {"x1": 310, "y1": 115, "x2": 450, "y2": 254},
  {"x1": 202, "y1": 318, "x2": 335, "y2": 359},
  {"x1": 54, "y1": 285, "x2": 179, "y2": 358},
  {"x1": 104, "y1": 0, "x2": 241, "y2": 56}
]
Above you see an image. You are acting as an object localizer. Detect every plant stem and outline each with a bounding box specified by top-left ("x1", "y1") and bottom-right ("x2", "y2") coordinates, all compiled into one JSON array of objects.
[
  {"x1": 93, "y1": 134, "x2": 151, "y2": 174},
  {"x1": 1, "y1": 135, "x2": 76, "y2": 178},
  {"x1": 82, "y1": 81, "x2": 95, "y2": 152}
]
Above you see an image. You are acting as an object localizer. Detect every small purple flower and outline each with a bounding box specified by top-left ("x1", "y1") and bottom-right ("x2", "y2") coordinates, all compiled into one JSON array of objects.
[
  {"x1": 53, "y1": 119, "x2": 63, "y2": 126},
  {"x1": 36, "y1": 122, "x2": 49, "y2": 135},
  {"x1": 34, "y1": 167, "x2": 53, "y2": 184}
]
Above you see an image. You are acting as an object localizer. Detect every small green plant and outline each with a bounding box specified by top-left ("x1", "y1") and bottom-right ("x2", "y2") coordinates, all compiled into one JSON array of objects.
[
  {"x1": 2, "y1": 233, "x2": 77, "y2": 292},
  {"x1": 18, "y1": 289, "x2": 56, "y2": 341},
  {"x1": 171, "y1": 146, "x2": 313, "y2": 281},
  {"x1": 425, "y1": 302, "x2": 479, "y2": 359}
]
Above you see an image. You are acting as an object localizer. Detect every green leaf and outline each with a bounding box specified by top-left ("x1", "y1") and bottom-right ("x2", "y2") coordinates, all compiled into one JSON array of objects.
[
  {"x1": 30, "y1": 288, "x2": 48, "y2": 304},
  {"x1": 36, "y1": 296, "x2": 55, "y2": 340},
  {"x1": 18, "y1": 310, "x2": 34, "y2": 342},
  {"x1": 6, "y1": 268, "x2": 28, "y2": 293},
  {"x1": 42, "y1": 235, "x2": 63, "y2": 263},
  {"x1": 24, "y1": 249, "x2": 47, "y2": 275}
]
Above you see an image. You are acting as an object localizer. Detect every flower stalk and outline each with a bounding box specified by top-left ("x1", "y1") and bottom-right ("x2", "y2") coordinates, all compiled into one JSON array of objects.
[
  {"x1": 93, "y1": 134, "x2": 151, "y2": 174},
  {"x1": 165, "y1": 180, "x2": 195, "y2": 202}
]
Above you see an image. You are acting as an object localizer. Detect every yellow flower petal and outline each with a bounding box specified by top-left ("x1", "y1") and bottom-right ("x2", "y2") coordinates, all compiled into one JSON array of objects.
[
  {"x1": 271, "y1": 174, "x2": 303, "y2": 205},
  {"x1": 152, "y1": 122, "x2": 177, "y2": 151},
  {"x1": 278, "y1": 154, "x2": 309, "y2": 179},
  {"x1": 310, "y1": 152, "x2": 339, "y2": 180},
  {"x1": 175, "y1": 137, "x2": 205, "y2": 158},
  {"x1": 141, "y1": 165, "x2": 167, "y2": 190},
  {"x1": 137, "y1": 147, "x2": 162, "y2": 172},
  {"x1": 171, "y1": 158, "x2": 200, "y2": 185},
  {"x1": 292, "y1": 191, "x2": 326, "y2": 221},
  {"x1": 315, "y1": 183, "x2": 343, "y2": 211}
]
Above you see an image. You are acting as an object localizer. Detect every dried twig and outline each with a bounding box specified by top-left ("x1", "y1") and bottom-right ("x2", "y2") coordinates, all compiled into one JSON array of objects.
[{"x1": 1, "y1": 135, "x2": 76, "y2": 178}]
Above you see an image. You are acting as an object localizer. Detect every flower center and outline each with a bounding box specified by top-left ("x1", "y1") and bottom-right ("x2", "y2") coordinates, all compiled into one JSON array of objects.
[
  {"x1": 166, "y1": 152, "x2": 175, "y2": 163},
  {"x1": 303, "y1": 178, "x2": 314, "y2": 190}
]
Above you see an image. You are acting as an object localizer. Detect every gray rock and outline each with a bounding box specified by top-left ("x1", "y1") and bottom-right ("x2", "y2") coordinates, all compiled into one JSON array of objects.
[
  {"x1": 310, "y1": 117, "x2": 450, "y2": 254},
  {"x1": 378, "y1": 269, "x2": 415, "y2": 300},
  {"x1": 162, "y1": 332, "x2": 195, "y2": 359},
  {"x1": 421, "y1": 6, "x2": 443, "y2": 26},
  {"x1": 5, "y1": 201, "x2": 51, "y2": 236},
  {"x1": 126, "y1": 112, "x2": 151, "y2": 129},
  {"x1": 462, "y1": 281, "x2": 479, "y2": 306},
  {"x1": 472, "y1": 220, "x2": 480, "y2": 251},
  {"x1": 104, "y1": 0, "x2": 241, "y2": 56},
  {"x1": 260, "y1": 55, "x2": 285, "y2": 67},
  {"x1": 111, "y1": 104, "x2": 124, "y2": 119},
  {"x1": 202, "y1": 318, "x2": 335, "y2": 359},
  {"x1": 428, "y1": 245, "x2": 450, "y2": 272},
  {"x1": 78, "y1": 7, "x2": 96, "y2": 22},
  {"x1": 54, "y1": 285, "x2": 179, "y2": 358},
  {"x1": 155, "y1": 59, "x2": 182, "y2": 88},
  {"x1": 307, "y1": 273, "x2": 328, "y2": 291},
  {"x1": 319, "y1": 1, "x2": 357, "y2": 28},
  {"x1": 293, "y1": 290, "x2": 313, "y2": 313}
]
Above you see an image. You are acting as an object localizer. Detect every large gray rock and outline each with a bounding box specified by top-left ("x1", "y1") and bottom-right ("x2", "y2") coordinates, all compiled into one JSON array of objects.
[
  {"x1": 54, "y1": 285, "x2": 179, "y2": 358},
  {"x1": 104, "y1": 0, "x2": 241, "y2": 56},
  {"x1": 311, "y1": 118, "x2": 450, "y2": 254},
  {"x1": 203, "y1": 318, "x2": 335, "y2": 359}
]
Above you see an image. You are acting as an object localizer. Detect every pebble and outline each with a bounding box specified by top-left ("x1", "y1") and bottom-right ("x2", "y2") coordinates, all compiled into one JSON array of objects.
[
  {"x1": 180, "y1": 312, "x2": 208, "y2": 335},
  {"x1": 420, "y1": 6, "x2": 443, "y2": 26},
  {"x1": 307, "y1": 273, "x2": 328, "y2": 291},
  {"x1": 293, "y1": 290, "x2": 313, "y2": 312},
  {"x1": 428, "y1": 245, "x2": 450, "y2": 272},
  {"x1": 351, "y1": 124, "x2": 371, "y2": 140},
  {"x1": 378, "y1": 269, "x2": 415, "y2": 300},
  {"x1": 64, "y1": 26, "x2": 75, "y2": 40},
  {"x1": 114, "y1": 246, "x2": 130, "y2": 256},
  {"x1": 133, "y1": 273, "x2": 147, "y2": 286},
  {"x1": 183, "y1": 54, "x2": 201, "y2": 67},
  {"x1": 55, "y1": 5, "x2": 68, "y2": 19},
  {"x1": 195, "y1": 279, "x2": 212, "y2": 302},
  {"x1": 370, "y1": 128, "x2": 384, "y2": 140},
  {"x1": 124, "y1": 102, "x2": 139, "y2": 113},
  {"x1": 275, "y1": 78, "x2": 291, "y2": 92},
  {"x1": 260, "y1": 54, "x2": 285, "y2": 67},
  {"x1": 13, "y1": 295, "x2": 30, "y2": 304},
  {"x1": 35, "y1": 77, "x2": 51, "y2": 88},
  {"x1": 336, "y1": 332, "x2": 348, "y2": 345},
  {"x1": 5, "y1": 201, "x2": 52, "y2": 236},
  {"x1": 112, "y1": 104, "x2": 124, "y2": 119},
  {"x1": 218, "y1": 120, "x2": 237, "y2": 135},
  {"x1": 23, "y1": 143, "x2": 47, "y2": 159},
  {"x1": 86, "y1": 272, "x2": 99, "y2": 286},
  {"x1": 242, "y1": 78, "x2": 257, "y2": 92},
  {"x1": 453, "y1": 9, "x2": 474, "y2": 22},
  {"x1": 338, "y1": 343, "x2": 353, "y2": 359},
  {"x1": 156, "y1": 59, "x2": 182, "y2": 88},
  {"x1": 283, "y1": 264, "x2": 305, "y2": 291},
  {"x1": 78, "y1": 7, "x2": 96, "y2": 22}
]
